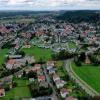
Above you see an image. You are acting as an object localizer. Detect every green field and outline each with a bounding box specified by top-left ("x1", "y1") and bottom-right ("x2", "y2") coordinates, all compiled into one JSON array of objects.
[
  {"x1": 68, "y1": 41, "x2": 76, "y2": 49},
  {"x1": 22, "y1": 46, "x2": 52, "y2": 62},
  {"x1": 72, "y1": 63, "x2": 100, "y2": 93},
  {"x1": 2, "y1": 79, "x2": 31, "y2": 100},
  {"x1": 0, "y1": 49, "x2": 8, "y2": 67}
]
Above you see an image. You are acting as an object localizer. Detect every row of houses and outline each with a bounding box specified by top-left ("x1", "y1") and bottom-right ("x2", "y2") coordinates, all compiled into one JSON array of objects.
[
  {"x1": 17, "y1": 64, "x2": 49, "y2": 88},
  {"x1": 46, "y1": 61, "x2": 77, "y2": 100}
]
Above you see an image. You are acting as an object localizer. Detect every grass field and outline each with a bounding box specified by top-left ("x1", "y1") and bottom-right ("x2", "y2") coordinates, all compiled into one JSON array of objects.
[
  {"x1": 68, "y1": 41, "x2": 76, "y2": 49},
  {"x1": 22, "y1": 46, "x2": 52, "y2": 62},
  {"x1": 0, "y1": 49, "x2": 8, "y2": 67},
  {"x1": 2, "y1": 79, "x2": 31, "y2": 100},
  {"x1": 72, "y1": 63, "x2": 100, "y2": 93}
]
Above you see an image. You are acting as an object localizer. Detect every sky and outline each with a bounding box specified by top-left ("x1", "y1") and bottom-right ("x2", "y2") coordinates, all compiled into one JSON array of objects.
[{"x1": 0, "y1": 0, "x2": 100, "y2": 10}]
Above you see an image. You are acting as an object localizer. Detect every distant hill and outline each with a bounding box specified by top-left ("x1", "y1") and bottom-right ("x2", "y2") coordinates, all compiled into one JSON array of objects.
[
  {"x1": 0, "y1": 11, "x2": 61, "y2": 18},
  {"x1": 0, "y1": 10, "x2": 56, "y2": 18},
  {"x1": 57, "y1": 10, "x2": 100, "y2": 23},
  {"x1": 0, "y1": 11, "x2": 34, "y2": 18}
]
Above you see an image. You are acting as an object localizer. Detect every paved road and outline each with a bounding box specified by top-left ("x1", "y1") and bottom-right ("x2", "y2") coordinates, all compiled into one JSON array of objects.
[
  {"x1": 42, "y1": 65, "x2": 58, "y2": 100},
  {"x1": 64, "y1": 59, "x2": 100, "y2": 97}
]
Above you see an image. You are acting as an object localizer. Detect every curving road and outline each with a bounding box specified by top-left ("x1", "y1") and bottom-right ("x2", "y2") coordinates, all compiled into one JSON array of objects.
[{"x1": 64, "y1": 59, "x2": 100, "y2": 97}]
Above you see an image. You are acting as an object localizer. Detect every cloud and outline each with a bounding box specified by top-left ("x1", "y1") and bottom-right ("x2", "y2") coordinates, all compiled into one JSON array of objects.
[{"x1": 0, "y1": 0, "x2": 100, "y2": 10}]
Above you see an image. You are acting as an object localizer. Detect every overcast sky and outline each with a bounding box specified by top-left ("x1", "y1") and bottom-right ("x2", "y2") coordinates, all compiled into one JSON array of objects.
[{"x1": 0, "y1": 0, "x2": 100, "y2": 10}]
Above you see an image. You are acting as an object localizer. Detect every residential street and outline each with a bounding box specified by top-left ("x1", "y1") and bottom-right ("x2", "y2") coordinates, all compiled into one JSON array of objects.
[
  {"x1": 64, "y1": 59, "x2": 100, "y2": 97},
  {"x1": 42, "y1": 65, "x2": 58, "y2": 100}
]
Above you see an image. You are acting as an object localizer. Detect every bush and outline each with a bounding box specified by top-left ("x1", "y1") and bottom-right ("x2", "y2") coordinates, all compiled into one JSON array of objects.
[
  {"x1": 5, "y1": 85, "x2": 10, "y2": 91},
  {"x1": 18, "y1": 51, "x2": 25, "y2": 57},
  {"x1": 13, "y1": 82, "x2": 17, "y2": 87},
  {"x1": 75, "y1": 61, "x2": 82, "y2": 67},
  {"x1": 52, "y1": 50, "x2": 75, "y2": 60},
  {"x1": 29, "y1": 82, "x2": 53, "y2": 97},
  {"x1": 27, "y1": 71, "x2": 37, "y2": 79}
]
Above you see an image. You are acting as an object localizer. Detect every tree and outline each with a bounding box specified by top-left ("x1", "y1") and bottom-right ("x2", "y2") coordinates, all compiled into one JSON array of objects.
[
  {"x1": 89, "y1": 54, "x2": 99, "y2": 66},
  {"x1": 23, "y1": 70, "x2": 26, "y2": 77},
  {"x1": 52, "y1": 50, "x2": 75, "y2": 60},
  {"x1": 38, "y1": 57, "x2": 45, "y2": 64},
  {"x1": 18, "y1": 51, "x2": 25, "y2": 57},
  {"x1": 27, "y1": 71, "x2": 37, "y2": 79},
  {"x1": 2, "y1": 64, "x2": 6, "y2": 69},
  {"x1": 29, "y1": 82, "x2": 52, "y2": 97},
  {"x1": 13, "y1": 82, "x2": 17, "y2": 87},
  {"x1": 25, "y1": 60, "x2": 28, "y2": 65},
  {"x1": 5, "y1": 85, "x2": 10, "y2": 91},
  {"x1": 75, "y1": 60, "x2": 82, "y2": 67},
  {"x1": 79, "y1": 52, "x2": 86, "y2": 62}
]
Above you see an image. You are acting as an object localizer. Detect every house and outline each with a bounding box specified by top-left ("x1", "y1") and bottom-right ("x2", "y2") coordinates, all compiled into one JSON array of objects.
[
  {"x1": 37, "y1": 69, "x2": 43, "y2": 75},
  {"x1": 0, "y1": 88, "x2": 5, "y2": 97},
  {"x1": 36, "y1": 96, "x2": 54, "y2": 100},
  {"x1": 25, "y1": 67, "x2": 37, "y2": 74},
  {"x1": 65, "y1": 96, "x2": 77, "y2": 100},
  {"x1": 38, "y1": 75, "x2": 45, "y2": 82},
  {"x1": 4, "y1": 76, "x2": 13, "y2": 89},
  {"x1": 29, "y1": 78, "x2": 35, "y2": 82},
  {"x1": 24, "y1": 56, "x2": 35, "y2": 64},
  {"x1": 8, "y1": 55, "x2": 22, "y2": 59},
  {"x1": 6, "y1": 59, "x2": 15, "y2": 69},
  {"x1": 34, "y1": 64, "x2": 41, "y2": 70},
  {"x1": 55, "y1": 80, "x2": 66, "y2": 89},
  {"x1": 25, "y1": 68, "x2": 32, "y2": 74},
  {"x1": 6, "y1": 56, "x2": 35, "y2": 70},
  {"x1": 48, "y1": 68, "x2": 55, "y2": 75},
  {"x1": 53, "y1": 74, "x2": 60, "y2": 82},
  {"x1": 30, "y1": 99, "x2": 36, "y2": 100},
  {"x1": 25, "y1": 64, "x2": 41, "y2": 74},
  {"x1": 21, "y1": 98, "x2": 36, "y2": 100},
  {"x1": 39, "y1": 81, "x2": 48, "y2": 88},
  {"x1": 47, "y1": 61, "x2": 55, "y2": 67},
  {"x1": 15, "y1": 70, "x2": 23, "y2": 78},
  {"x1": 6, "y1": 59, "x2": 25, "y2": 70},
  {"x1": 0, "y1": 75, "x2": 13, "y2": 89},
  {"x1": 23, "y1": 45, "x2": 31, "y2": 48},
  {"x1": 47, "y1": 64, "x2": 53, "y2": 71},
  {"x1": 60, "y1": 88, "x2": 69, "y2": 98},
  {"x1": 85, "y1": 55, "x2": 91, "y2": 64},
  {"x1": 47, "y1": 61, "x2": 55, "y2": 75}
]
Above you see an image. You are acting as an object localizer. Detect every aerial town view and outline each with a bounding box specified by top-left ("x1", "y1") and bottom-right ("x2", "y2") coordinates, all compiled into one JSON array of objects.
[{"x1": 0, "y1": 0, "x2": 100, "y2": 100}]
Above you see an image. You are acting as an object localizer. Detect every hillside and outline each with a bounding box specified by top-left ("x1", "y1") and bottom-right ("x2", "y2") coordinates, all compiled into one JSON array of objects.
[{"x1": 57, "y1": 10, "x2": 100, "y2": 23}]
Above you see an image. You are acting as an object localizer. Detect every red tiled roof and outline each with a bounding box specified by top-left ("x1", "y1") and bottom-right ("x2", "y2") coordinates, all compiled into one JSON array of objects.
[
  {"x1": 35, "y1": 64, "x2": 41, "y2": 67},
  {"x1": 0, "y1": 89, "x2": 5, "y2": 94},
  {"x1": 47, "y1": 61, "x2": 55, "y2": 66},
  {"x1": 7, "y1": 59, "x2": 15, "y2": 65},
  {"x1": 65, "y1": 96, "x2": 76, "y2": 100},
  {"x1": 38, "y1": 75, "x2": 45, "y2": 80},
  {"x1": 60, "y1": 88, "x2": 68, "y2": 94}
]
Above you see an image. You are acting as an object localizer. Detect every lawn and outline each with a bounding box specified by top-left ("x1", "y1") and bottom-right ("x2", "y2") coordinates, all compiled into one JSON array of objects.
[
  {"x1": 55, "y1": 61, "x2": 66, "y2": 77},
  {"x1": 68, "y1": 41, "x2": 76, "y2": 49},
  {"x1": 22, "y1": 46, "x2": 52, "y2": 62},
  {"x1": 2, "y1": 79, "x2": 31, "y2": 100},
  {"x1": 0, "y1": 49, "x2": 8, "y2": 67},
  {"x1": 72, "y1": 63, "x2": 100, "y2": 93}
]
